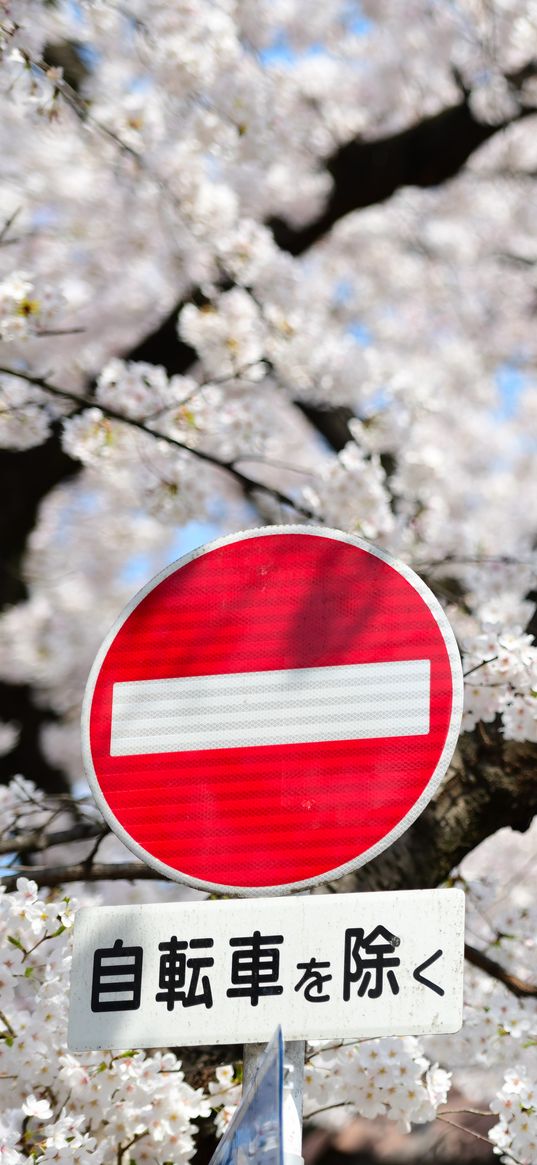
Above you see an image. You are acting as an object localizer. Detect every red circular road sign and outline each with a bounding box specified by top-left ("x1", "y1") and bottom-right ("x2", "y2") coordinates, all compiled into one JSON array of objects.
[{"x1": 82, "y1": 527, "x2": 463, "y2": 894}]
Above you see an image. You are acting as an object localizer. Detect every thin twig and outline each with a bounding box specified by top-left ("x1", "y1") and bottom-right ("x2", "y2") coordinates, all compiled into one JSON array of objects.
[
  {"x1": 0, "y1": 821, "x2": 105, "y2": 856},
  {"x1": 236, "y1": 454, "x2": 316, "y2": 476},
  {"x1": 0, "y1": 207, "x2": 21, "y2": 245},
  {"x1": 0, "y1": 1010, "x2": 16, "y2": 1039},
  {"x1": 0, "y1": 365, "x2": 314, "y2": 517},
  {"x1": 17, "y1": 49, "x2": 193, "y2": 230},
  {"x1": 306, "y1": 1039, "x2": 371, "y2": 1061},
  {"x1": 414, "y1": 554, "x2": 537, "y2": 569},
  {"x1": 463, "y1": 656, "x2": 498, "y2": 678},
  {"x1": 35, "y1": 328, "x2": 86, "y2": 338},
  {"x1": 117, "y1": 1129, "x2": 149, "y2": 1165},
  {"x1": 437, "y1": 1115, "x2": 520, "y2": 1158},
  {"x1": 22, "y1": 51, "x2": 142, "y2": 164},
  {"x1": 305, "y1": 1101, "x2": 353, "y2": 1120},
  {"x1": 440, "y1": 1107, "x2": 492, "y2": 1117},
  {"x1": 436, "y1": 1116, "x2": 492, "y2": 1146},
  {"x1": 0, "y1": 861, "x2": 164, "y2": 891},
  {"x1": 81, "y1": 830, "x2": 109, "y2": 870},
  {"x1": 141, "y1": 371, "x2": 278, "y2": 422}
]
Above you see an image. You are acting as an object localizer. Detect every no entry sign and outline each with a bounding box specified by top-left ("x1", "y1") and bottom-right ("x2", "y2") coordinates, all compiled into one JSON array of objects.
[{"x1": 82, "y1": 527, "x2": 463, "y2": 894}]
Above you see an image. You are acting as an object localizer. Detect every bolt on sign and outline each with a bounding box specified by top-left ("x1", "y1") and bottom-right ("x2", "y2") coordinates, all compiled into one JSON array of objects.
[
  {"x1": 82, "y1": 526, "x2": 464, "y2": 896},
  {"x1": 68, "y1": 890, "x2": 465, "y2": 1051}
]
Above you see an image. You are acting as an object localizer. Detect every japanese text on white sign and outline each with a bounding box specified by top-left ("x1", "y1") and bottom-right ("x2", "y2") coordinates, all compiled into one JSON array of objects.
[{"x1": 68, "y1": 890, "x2": 465, "y2": 1051}]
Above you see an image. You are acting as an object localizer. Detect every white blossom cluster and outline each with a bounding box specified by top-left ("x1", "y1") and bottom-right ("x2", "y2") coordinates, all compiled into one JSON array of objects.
[
  {"x1": 0, "y1": 49, "x2": 63, "y2": 120},
  {"x1": 0, "y1": 372, "x2": 54, "y2": 450},
  {"x1": 207, "y1": 1066, "x2": 243, "y2": 1138},
  {"x1": 461, "y1": 629, "x2": 537, "y2": 740},
  {"x1": 302, "y1": 442, "x2": 395, "y2": 544},
  {"x1": 422, "y1": 823, "x2": 537, "y2": 1165},
  {"x1": 95, "y1": 360, "x2": 185, "y2": 422},
  {"x1": 303, "y1": 1038, "x2": 451, "y2": 1130},
  {"x1": 0, "y1": 886, "x2": 211, "y2": 1162},
  {"x1": 59, "y1": 406, "x2": 222, "y2": 526},
  {"x1": 179, "y1": 291, "x2": 267, "y2": 382},
  {"x1": 209, "y1": 1038, "x2": 451, "y2": 1139},
  {"x1": 490, "y1": 1067, "x2": 537, "y2": 1163},
  {"x1": 0, "y1": 780, "x2": 216, "y2": 1165},
  {"x1": 0, "y1": 474, "x2": 209, "y2": 729},
  {"x1": 441, "y1": 972, "x2": 537, "y2": 1165},
  {"x1": 0, "y1": 272, "x2": 65, "y2": 342}
]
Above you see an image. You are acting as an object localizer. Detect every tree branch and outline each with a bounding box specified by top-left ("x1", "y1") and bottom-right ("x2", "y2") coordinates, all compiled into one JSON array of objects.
[
  {"x1": 298, "y1": 404, "x2": 355, "y2": 454},
  {"x1": 117, "y1": 88, "x2": 537, "y2": 401},
  {"x1": 0, "y1": 415, "x2": 80, "y2": 791},
  {"x1": 0, "y1": 679, "x2": 72, "y2": 793},
  {"x1": 3, "y1": 852, "x2": 537, "y2": 1000},
  {"x1": 0, "y1": 421, "x2": 79, "y2": 610},
  {"x1": 0, "y1": 819, "x2": 105, "y2": 856},
  {"x1": 0, "y1": 860, "x2": 162, "y2": 891},
  {"x1": 331, "y1": 724, "x2": 537, "y2": 894},
  {"x1": 0, "y1": 366, "x2": 314, "y2": 518},
  {"x1": 269, "y1": 90, "x2": 537, "y2": 256},
  {"x1": 464, "y1": 942, "x2": 537, "y2": 998}
]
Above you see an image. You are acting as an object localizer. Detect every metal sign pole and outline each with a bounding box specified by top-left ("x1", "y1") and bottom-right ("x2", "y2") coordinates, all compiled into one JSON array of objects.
[
  {"x1": 242, "y1": 887, "x2": 306, "y2": 1165},
  {"x1": 243, "y1": 1039, "x2": 304, "y2": 1165},
  {"x1": 281, "y1": 1040, "x2": 305, "y2": 1165}
]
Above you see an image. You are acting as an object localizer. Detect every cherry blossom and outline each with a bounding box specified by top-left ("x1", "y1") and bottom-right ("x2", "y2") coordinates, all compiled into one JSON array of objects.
[{"x1": 1, "y1": 3, "x2": 537, "y2": 1162}]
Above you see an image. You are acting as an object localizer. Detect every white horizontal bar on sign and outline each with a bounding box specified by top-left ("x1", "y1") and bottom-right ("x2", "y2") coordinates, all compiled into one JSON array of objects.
[{"x1": 110, "y1": 658, "x2": 430, "y2": 756}]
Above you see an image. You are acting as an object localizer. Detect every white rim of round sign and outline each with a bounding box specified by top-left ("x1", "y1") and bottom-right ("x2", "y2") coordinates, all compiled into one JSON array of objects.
[{"x1": 81, "y1": 525, "x2": 464, "y2": 897}]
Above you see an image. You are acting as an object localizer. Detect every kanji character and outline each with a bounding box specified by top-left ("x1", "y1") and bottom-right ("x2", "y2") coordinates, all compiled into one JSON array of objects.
[
  {"x1": 343, "y1": 925, "x2": 401, "y2": 1000},
  {"x1": 227, "y1": 931, "x2": 283, "y2": 1007},
  {"x1": 91, "y1": 938, "x2": 143, "y2": 1012},
  {"x1": 156, "y1": 936, "x2": 214, "y2": 1010}
]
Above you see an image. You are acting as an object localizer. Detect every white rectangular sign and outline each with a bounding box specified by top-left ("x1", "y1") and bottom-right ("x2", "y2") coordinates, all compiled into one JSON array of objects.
[{"x1": 68, "y1": 889, "x2": 464, "y2": 1052}]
